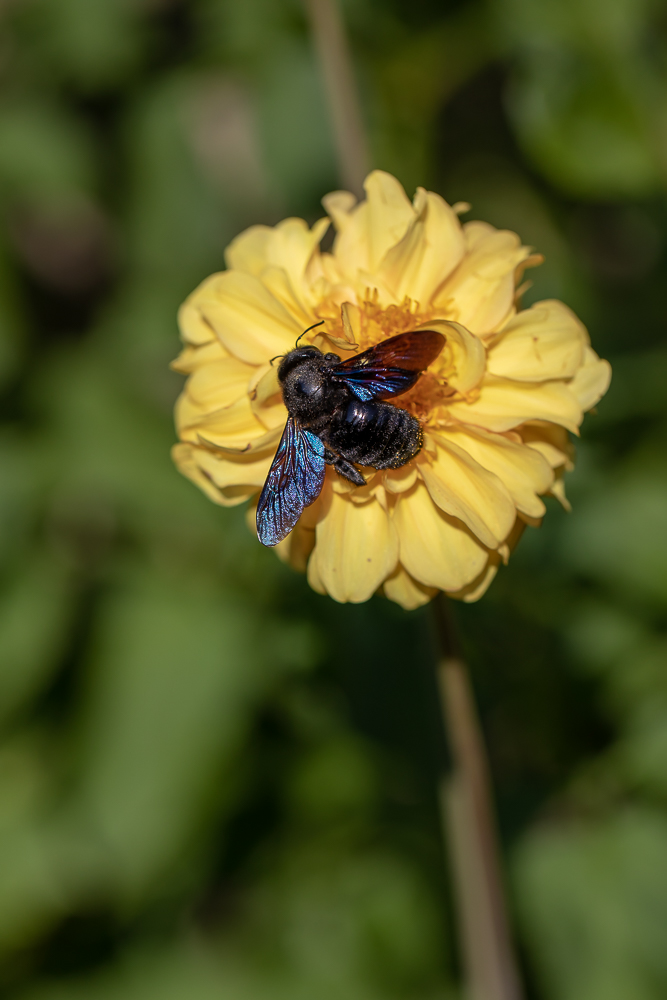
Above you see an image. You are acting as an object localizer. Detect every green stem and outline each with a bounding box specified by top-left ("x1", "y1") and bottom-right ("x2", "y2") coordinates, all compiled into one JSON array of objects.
[{"x1": 434, "y1": 595, "x2": 524, "y2": 1000}]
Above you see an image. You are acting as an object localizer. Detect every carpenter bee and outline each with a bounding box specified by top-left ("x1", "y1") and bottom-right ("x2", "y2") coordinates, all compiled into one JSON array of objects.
[{"x1": 256, "y1": 323, "x2": 445, "y2": 546}]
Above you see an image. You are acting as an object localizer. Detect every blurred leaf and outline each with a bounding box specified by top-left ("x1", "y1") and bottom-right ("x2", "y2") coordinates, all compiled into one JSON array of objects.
[
  {"x1": 74, "y1": 562, "x2": 315, "y2": 900},
  {"x1": 497, "y1": 0, "x2": 667, "y2": 197},
  {"x1": 0, "y1": 101, "x2": 95, "y2": 205},
  {"x1": 561, "y1": 471, "x2": 667, "y2": 605},
  {"x1": 515, "y1": 808, "x2": 667, "y2": 1000},
  {"x1": 0, "y1": 550, "x2": 77, "y2": 728},
  {"x1": 0, "y1": 246, "x2": 24, "y2": 389},
  {"x1": 12, "y1": 0, "x2": 147, "y2": 90}
]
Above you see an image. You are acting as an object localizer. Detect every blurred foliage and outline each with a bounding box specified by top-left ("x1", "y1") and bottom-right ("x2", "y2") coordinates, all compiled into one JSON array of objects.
[{"x1": 0, "y1": 0, "x2": 665, "y2": 998}]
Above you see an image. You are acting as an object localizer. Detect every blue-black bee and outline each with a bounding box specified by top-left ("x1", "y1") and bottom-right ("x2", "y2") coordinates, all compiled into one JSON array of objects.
[{"x1": 256, "y1": 325, "x2": 445, "y2": 546}]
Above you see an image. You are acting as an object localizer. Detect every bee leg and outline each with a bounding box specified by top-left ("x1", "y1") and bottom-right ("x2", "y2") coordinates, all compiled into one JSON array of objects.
[{"x1": 324, "y1": 449, "x2": 366, "y2": 487}]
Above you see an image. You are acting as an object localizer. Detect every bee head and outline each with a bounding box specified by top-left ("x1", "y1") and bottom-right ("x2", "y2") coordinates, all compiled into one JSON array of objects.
[
  {"x1": 278, "y1": 346, "x2": 343, "y2": 420},
  {"x1": 277, "y1": 346, "x2": 322, "y2": 383}
]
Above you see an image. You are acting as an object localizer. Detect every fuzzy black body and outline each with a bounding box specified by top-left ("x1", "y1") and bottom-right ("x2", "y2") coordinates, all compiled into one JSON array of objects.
[
  {"x1": 256, "y1": 329, "x2": 444, "y2": 546},
  {"x1": 277, "y1": 346, "x2": 423, "y2": 485}
]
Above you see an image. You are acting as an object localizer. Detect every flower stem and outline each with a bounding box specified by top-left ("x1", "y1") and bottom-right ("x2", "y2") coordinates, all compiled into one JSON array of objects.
[
  {"x1": 303, "y1": 0, "x2": 370, "y2": 199},
  {"x1": 433, "y1": 595, "x2": 524, "y2": 1000}
]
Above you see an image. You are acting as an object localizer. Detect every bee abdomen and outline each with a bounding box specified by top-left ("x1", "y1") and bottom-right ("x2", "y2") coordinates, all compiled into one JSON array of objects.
[{"x1": 324, "y1": 400, "x2": 423, "y2": 471}]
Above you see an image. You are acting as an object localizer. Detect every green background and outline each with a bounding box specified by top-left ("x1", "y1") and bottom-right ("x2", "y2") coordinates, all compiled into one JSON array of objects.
[{"x1": 0, "y1": 0, "x2": 665, "y2": 997}]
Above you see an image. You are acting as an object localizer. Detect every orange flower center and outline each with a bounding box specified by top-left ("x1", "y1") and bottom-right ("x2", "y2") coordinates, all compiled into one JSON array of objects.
[{"x1": 314, "y1": 293, "x2": 454, "y2": 426}]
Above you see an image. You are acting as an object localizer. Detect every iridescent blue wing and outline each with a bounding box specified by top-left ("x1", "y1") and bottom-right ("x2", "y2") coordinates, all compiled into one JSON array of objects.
[
  {"x1": 256, "y1": 417, "x2": 325, "y2": 547},
  {"x1": 333, "y1": 329, "x2": 445, "y2": 401}
]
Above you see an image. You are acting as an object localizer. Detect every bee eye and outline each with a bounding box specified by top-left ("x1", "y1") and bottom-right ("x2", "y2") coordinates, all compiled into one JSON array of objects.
[{"x1": 296, "y1": 375, "x2": 322, "y2": 396}]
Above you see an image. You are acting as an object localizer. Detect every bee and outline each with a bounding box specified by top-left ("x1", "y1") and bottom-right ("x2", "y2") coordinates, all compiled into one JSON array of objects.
[{"x1": 256, "y1": 323, "x2": 445, "y2": 546}]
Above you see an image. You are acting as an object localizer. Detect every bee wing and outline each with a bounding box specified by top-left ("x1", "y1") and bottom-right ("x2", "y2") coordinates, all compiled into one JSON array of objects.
[
  {"x1": 332, "y1": 330, "x2": 445, "y2": 401},
  {"x1": 256, "y1": 417, "x2": 325, "y2": 547}
]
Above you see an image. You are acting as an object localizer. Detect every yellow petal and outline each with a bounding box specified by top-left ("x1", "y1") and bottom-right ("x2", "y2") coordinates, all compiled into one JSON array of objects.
[
  {"x1": 197, "y1": 424, "x2": 282, "y2": 457},
  {"x1": 488, "y1": 300, "x2": 586, "y2": 381},
  {"x1": 174, "y1": 392, "x2": 208, "y2": 435},
  {"x1": 393, "y1": 484, "x2": 488, "y2": 592},
  {"x1": 447, "y1": 376, "x2": 583, "y2": 434},
  {"x1": 569, "y1": 347, "x2": 612, "y2": 411},
  {"x1": 325, "y1": 171, "x2": 416, "y2": 277},
  {"x1": 438, "y1": 426, "x2": 553, "y2": 518},
  {"x1": 417, "y1": 320, "x2": 485, "y2": 393},
  {"x1": 225, "y1": 216, "x2": 329, "y2": 286},
  {"x1": 419, "y1": 438, "x2": 515, "y2": 549},
  {"x1": 171, "y1": 443, "x2": 255, "y2": 507},
  {"x1": 521, "y1": 422, "x2": 575, "y2": 470},
  {"x1": 315, "y1": 489, "x2": 399, "y2": 603},
  {"x1": 550, "y1": 474, "x2": 572, "y2": 512},
  {"x1": 195, "y1": 448, "x2": 272, "y2": 492},
  {"x1": 306, "y1": 546, "x2": 326, "y2": 595},
  {"x1": 224, "y1": 225, "x2": 273, "y2": 276},
  {"x1": 455, "y1": 558, "x2": 499, "y2": 603},
  {"x1": 248, "y1": 364, "x2": 287, "y2": 430},
  {"x1": 434, "y1": 224, "x2": 531, "y2": 334},
  {"x1": 184, "y1": 396, "x2": 267, "y2": 448},
  {"x1": 178, "y1": 274, "x2": 224, "y2": 345},
  {"x1": 197, "y1": 271, "x2": 301, "y2": 364},
  {"x1": 274, "y1": 523, "x2": 316, "y2": 573},
  {"x1": 384, "y1": 464, "x2": 419, "y2": 494},
  {"x1": 378, "y1": 189, "x2": 465, "y2": 304},
  {"x1": 454, "y1": 517, "x2": 527, "y2": 602},
  {"x1": 340, "y1": 301, "x2": 361, "y2": 346},
  {"x1": 382, "y1": 565, "x2": 437, "y2": 610},
  {"x1": 185, "y1": 357, "x2": 255, "y2": 410},
  {"x1": 170, "y1": 339, "x2": 228, "y2": 374},
  {"x1": 258, "y1": 266, "x2": 313, "y2": 325}
]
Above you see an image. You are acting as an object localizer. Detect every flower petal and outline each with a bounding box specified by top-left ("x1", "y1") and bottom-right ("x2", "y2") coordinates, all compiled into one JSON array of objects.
[
  {"x1": 393, "y1": 484, "x2": 488, "y2": 592},
  {"x1": 195, "y1": 448, "x2": 272, "y2": 492},
  {"x1": 183, "y1": 396, "x2": 267, "y2": 448},
  {"x1": 455, "y1": 557, "x2": 499, "y2": 603},
  {"x1": 171, "y1": 443, "x2": 258, "y2": 507},
  {"x1": 521, "y1": 422, "x2": 575, "y2": 470},
  {"x1": 488, "y1": 300, "x2": 586, "y2": 381},
  {"x1": 382, "y1": 565, "x2": 437, "y2": 610},
  {"x1": 384, "y1": 464, "x2": 419, "y2": 494},
  {"x1": 569, "y1": 346, "x2": 612, "y2": 411},
  {"x1": 434, "y1": 224, "x2": 532, "y2": 334},
  {"x1": 417, "y1": 320, "x2": 485, "y2": 393},
  {"x1": 438, "y1": 425, "x2": 553, "y2": 518},
  {"x1": 275, "y1": 523, "x2": 316, "y2": 574},
  {"x1": 185, "y1": 357, "x2": 255, "y2": 409},
  {"x1": 447, "y1": 376, "x2": 583, "y2": 434},
  {"x1": 419, "y1": 438, "x2": 516, "y2": 549},
  {"x1": 306, "y1": 546, "x2": 326, "y2": 595},
  {"x1": 178, "y1": 274, "x2": 224, "y2": 345},
  {"x1": 452, "y1": 517, "x2": 526, "y2": 602},
  {"x1": 325, "y1": 170, "x2": 415, "y2": 277},
  {"x1": 315, "y1": 488, "x2": 399, "y2": 603},
  {"x1": 378, "y1": 189, "x2": 465, "y2": 304},
  {"x1": 171, "y1": 339, "x2": 228, "y2": 374},
  {"x1": 197, "y1": 271, "x2": 301, "y2": 364},
  {"x1": 223, "y1": 225, "x2": 273, "y2": 276},
  {"x1": 225, "y1": 216, "x2": 329, "y2": 286},
  {"x1": 550, "y1": 474, "x2": 572, "y2": 512}
]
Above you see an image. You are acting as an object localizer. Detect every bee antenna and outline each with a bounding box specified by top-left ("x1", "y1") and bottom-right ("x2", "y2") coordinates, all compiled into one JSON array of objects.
[
  {"x1": 295, "y1": 320, "x2": 324, "y2": 347},
  {"x1": 269, "y1": 354, "x2": 285, "y2": 366}
]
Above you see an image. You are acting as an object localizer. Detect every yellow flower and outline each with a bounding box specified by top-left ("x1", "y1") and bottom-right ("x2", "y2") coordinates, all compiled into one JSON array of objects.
[{"x1": 171, "y1": 171, "x2": 611, "y2": 609}]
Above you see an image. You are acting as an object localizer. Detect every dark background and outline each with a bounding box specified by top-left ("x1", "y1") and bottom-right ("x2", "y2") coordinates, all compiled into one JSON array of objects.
[{"x1": 0, "y1": 1, "x2": 666, "y2": 998}]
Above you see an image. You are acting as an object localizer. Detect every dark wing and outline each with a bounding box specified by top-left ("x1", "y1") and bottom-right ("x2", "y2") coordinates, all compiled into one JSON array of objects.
[
  {"x1": 256, "y1": 417, "x2": 325, "y2": 547},
  {"x1": 332, "y1": 330, "x2": 445, "y2": 401}
]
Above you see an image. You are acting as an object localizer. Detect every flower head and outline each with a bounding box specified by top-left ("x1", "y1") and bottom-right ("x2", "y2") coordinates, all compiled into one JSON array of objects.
[{"x1": 172, "y1": 171, "x2": 611, "y2": 609}]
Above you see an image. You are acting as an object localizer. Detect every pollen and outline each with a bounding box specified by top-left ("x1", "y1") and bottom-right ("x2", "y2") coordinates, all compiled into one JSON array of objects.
[
  {"x1": 357, "y1": 292, "x2": 426, "y2": 348},
  {"x1": 315, "y1": 291, "x2": 456, "y2": 424}
]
